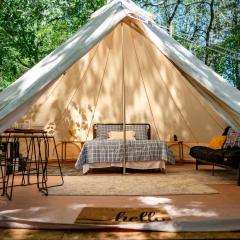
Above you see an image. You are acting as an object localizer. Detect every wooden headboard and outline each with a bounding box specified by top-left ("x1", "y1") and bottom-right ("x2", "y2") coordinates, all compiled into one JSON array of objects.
[{"x1": 93, "y1": 123, "x2": 151, "y2": 140}]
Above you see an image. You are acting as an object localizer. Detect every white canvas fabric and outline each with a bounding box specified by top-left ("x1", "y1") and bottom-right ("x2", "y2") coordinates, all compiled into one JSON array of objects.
[
  {"x1": 142, "y1": 22, "x2": 240, "y2": 129},
  {"x1": 0, "y1": 0, "x2": 239, "y2": 143}
]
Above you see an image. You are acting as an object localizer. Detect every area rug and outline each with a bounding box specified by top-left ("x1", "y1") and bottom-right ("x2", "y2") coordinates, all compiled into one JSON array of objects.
[
  {"x1": 48, "y1": 164, "x2": 82, "y2": 176},
  {"x1": 47, "y1": 164, "x2": 236, "y2": 184},
  {"x1": 75, "y1": 207, "x2": 171, "y2": 224},
  {"x1": 48, "y1": 175, "x2": 218, "y2": 195}
]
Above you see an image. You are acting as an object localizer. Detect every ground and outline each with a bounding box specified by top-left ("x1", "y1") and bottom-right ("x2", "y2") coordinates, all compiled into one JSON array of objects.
[
  {"x1": 1, "y1": 229, "x2": 240, "y2": 240},
  {"x1": 0, "y1": 163, "x2": 240, "y2": 239}
]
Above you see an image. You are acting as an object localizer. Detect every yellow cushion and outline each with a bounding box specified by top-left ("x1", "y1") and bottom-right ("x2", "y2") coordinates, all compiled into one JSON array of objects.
[
  {"x1": 108, "y1": 131, "x2": 136, "y2": 140},
  {"x1": 208, "y1": 135, "x2": 226, "y2": 149}
]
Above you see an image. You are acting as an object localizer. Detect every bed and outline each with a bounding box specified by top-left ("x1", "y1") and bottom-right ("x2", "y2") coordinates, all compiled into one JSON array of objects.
[{"x1": 75, "y1": 123, "x2": 175, "y2": 174}]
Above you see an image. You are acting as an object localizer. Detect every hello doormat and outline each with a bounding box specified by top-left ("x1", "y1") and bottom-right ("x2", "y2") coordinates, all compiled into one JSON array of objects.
[{"x1": 75, "y1": 207, "x2": 171, "y2": 224}]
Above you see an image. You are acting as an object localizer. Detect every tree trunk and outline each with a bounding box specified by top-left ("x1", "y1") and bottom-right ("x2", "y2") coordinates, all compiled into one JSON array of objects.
[
  {"x1": 205, "y1": 0, "x2": 214, "y2": 65},
  {"x1": 167, "y1": 0, "x2": 181, "y2": 35},
  {"x1": 232, "y1": 1, "x2": 239, "y2": 88}
]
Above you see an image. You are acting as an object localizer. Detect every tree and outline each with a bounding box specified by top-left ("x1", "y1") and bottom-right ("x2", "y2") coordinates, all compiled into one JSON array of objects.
[
  {"x1": 0, "y1": 0, "x2": 239, "y2": 89},
  {"x1": 0, "y1": 0, "x2": 106, "y2": 89},
  {"x1": 134, "y1": 0, "x2": 239, "y2": 88}
]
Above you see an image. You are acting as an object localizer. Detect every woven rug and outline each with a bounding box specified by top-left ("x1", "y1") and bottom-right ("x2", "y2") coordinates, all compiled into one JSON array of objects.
[
  {"x1": 48, "y1": 175, "x2": 218, "y2": 195},
  {"x1": 47, "y1": 164, "x2": 236, "y2": 184},
  {"x1": 48, "y1": 164, "x2": 82, "y2": 176},
  {"x1": 75, "y1": 207, "x2": 171, "y2": 224}
]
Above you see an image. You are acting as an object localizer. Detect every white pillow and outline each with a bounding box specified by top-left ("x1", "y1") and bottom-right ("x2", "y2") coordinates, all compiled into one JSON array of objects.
[{"x1": 108, "y1": 131, "x2": 136, "y2": 140}]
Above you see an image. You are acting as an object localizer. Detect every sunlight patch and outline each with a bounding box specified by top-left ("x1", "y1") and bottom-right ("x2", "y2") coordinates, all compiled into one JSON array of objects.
[
  {"x1": 69, "y1": 203, "x2": 90, "y2": 210},
  {"x1": 137, "y1": 197, "x2": 172, "y2": 205},
  {"x1": 0, "y1": 209, "x2": 22, "y2": 215},
  {"x1": 28, "y1": 207, "x2": 46, "y2": 212},
  {"x1": 164, "y1": 205, "x2": 217, "y2": 217}
]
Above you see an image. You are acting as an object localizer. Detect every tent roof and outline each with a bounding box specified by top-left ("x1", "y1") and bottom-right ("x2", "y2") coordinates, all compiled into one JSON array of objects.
[{"x1": 0, "y1": 0, "x2": 239, "y2": 133}]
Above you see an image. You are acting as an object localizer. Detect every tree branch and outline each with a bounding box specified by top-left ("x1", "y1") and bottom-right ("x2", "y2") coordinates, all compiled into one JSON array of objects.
[
  {"x1": 166, "y1": 0, "x2": 181, "y2": 35},
  {"x1": 142, "y1": 0, "x2": 167, "y2": 8},
  {"x1": 142, "y1": 0, "x2": 210, "y2": 8},
  {"x1": 16, "y1": 56, "x2": 31, "y2": 68},
  {"x1": 185, "y1": 1, "x2": 210, "y2": 7},
  {"x1": 47, "y1": 16, "x2": 64, "y2": 24},
  {"x1": 168, "y1": 0, "x2": 181, "y2": 23}
]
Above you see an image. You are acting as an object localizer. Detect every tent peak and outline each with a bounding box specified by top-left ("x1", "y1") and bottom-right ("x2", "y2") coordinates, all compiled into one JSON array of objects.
[{"x1": 92, "y1": 0, "x2": 154, "y2": 23}]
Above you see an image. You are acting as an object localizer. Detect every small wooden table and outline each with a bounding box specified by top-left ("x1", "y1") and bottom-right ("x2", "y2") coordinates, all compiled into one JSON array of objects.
[
  {"x1": 168, "y1": 141, "x2": 184, "y2": 162},
  {"x1": 61, "y1": 141, "x2": 85, "y2": 163}
]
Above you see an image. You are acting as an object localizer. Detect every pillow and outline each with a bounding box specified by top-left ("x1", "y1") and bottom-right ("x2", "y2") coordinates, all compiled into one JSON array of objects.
[
  {"x1": 95, "y1": 125, "x2": 122, "y2": 139},
  {"x1": 108, "y1": 131, "x2": 136, "y2": 140},
  {"x1": 223, "y1": 128, "x2": 240, "y2": 149},
  {"x1": 208, "y1": 135, "x2": 226, "y2": 149},
  {"x1": 125, "y1": 125, "x2": 149, "y2": 140}
]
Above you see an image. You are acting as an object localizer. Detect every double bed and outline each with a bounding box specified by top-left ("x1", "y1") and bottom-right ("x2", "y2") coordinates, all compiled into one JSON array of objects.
[{"x1": 75, "y1": 123, "x2": 175, "y2": 174}]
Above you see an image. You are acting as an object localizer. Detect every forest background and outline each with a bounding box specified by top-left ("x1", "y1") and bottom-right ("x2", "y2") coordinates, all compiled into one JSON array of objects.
[{"x1": 0, "y1": 0, "x2": 239, "y2": 89}]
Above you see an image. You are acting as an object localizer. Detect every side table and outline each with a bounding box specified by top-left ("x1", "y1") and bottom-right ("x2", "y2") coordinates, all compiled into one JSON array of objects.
[
  {"x1": 167, "y1": 141, "x2": 184, "y2": 162},
  {"x1": 61, "y1": 141, "x2": 85, "y2": 164}
]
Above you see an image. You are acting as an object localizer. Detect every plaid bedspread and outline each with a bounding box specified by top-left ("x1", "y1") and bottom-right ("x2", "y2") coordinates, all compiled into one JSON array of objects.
[{"x1": 75, "y1": 140, "x2": 175, "y2": 169}]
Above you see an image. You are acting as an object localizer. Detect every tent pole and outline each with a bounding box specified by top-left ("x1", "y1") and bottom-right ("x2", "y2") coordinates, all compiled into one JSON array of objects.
[{"x1": 121, "y1": 22, "x2": 126, "y2": 174}]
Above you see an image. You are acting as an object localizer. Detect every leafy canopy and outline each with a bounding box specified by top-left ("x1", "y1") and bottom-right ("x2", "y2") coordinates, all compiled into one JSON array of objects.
[{"x1": 0, "y1": 0, "x2": 239, "y2": 89}]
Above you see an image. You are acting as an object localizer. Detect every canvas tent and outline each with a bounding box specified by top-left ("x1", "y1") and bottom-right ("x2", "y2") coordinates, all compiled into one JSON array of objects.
[{"x1": 0, "y1": 0, "x2": 240, "y2": 146}]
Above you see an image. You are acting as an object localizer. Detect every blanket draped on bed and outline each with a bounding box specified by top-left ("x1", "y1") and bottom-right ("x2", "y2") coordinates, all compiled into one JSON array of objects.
[{"x1": 75, "y1": 140, "x2": 175, "y2": 169}]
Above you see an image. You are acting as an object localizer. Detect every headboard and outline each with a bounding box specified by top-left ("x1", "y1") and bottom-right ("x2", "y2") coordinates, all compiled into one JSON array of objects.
[{"x1": 93, "y1": 123, "x2": 151, "y2": 140}]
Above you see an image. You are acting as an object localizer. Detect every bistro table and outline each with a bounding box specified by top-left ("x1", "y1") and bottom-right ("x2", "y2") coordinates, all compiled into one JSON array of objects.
[{"x1": 0, "y1": 128, "x2": 64, "y2": 200}]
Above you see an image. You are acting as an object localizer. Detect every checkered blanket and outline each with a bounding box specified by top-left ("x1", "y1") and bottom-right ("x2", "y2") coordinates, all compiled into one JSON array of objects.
[{"x1": 75, "y1": 140, "x2": 175, "y2": 169}]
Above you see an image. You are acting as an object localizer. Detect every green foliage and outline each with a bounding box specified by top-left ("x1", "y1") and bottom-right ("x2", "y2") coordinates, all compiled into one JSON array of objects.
[
  {"x1": 0, "y1": 0, "x2": 106, "y2": 89},
  {"x1": 0, "y1": 0, "x2": 239, "y2": 90},
  {"x1": 134, "y1": 0, "x2": 240, "y2": 88}
]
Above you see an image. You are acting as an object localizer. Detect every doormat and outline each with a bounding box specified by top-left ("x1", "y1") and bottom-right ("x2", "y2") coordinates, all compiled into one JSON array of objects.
[{"x1": 75, "y1": 207, "x2": 171, "y2": 225}]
